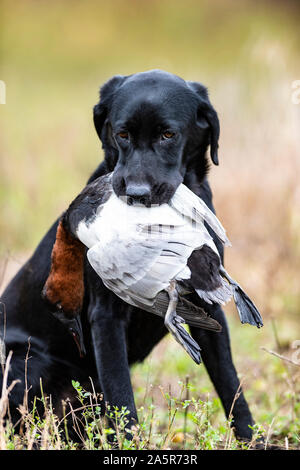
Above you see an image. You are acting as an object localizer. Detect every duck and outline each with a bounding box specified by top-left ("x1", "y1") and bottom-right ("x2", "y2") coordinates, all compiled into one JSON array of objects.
[{"x1": 43, "y1": 172, "x2": 263, "y2": 364}]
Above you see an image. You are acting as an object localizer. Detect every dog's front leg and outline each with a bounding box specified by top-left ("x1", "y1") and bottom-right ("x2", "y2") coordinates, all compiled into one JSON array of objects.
[
  {"x1": 190, "y1": 303, "x2": 254, "y2": 441},
  {"x1": 88, "y1": 296, "x2": 138, "y2": 441}
]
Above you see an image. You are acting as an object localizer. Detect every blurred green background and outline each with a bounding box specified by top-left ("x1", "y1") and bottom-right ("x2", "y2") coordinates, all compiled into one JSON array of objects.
[{"x1": 0, "y1": 0, "x2": 300, "y2": 447}]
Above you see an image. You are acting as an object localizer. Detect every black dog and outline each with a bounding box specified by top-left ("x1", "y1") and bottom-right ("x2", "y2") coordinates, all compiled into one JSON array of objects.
[{"x1": 0, "y1": 70, "x2": 254, "y2": 440}]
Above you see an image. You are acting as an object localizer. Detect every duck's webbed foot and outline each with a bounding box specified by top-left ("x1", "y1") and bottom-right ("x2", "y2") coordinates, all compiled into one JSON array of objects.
[{"x1": 164, "y1": 281, "x2": 202, "y2": 365}]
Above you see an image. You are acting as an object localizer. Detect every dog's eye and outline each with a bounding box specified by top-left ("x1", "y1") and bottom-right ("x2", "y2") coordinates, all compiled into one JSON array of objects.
[
  {"x1": 161, "y1": 131, "x2": 175, "y2": 140},
  {"x1": 117, "y1": 131, "x2": 129, "y2": 140}
]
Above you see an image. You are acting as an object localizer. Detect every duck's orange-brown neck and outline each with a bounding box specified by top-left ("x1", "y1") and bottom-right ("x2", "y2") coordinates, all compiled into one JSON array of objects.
[{"x1": 43, "y1": 220, "x2": 85, "y2": 317}]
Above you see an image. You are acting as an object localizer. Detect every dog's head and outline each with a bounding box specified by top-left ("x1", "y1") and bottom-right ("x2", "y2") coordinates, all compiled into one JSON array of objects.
[{"x1": 93, "y1": 70, "x2": 220, "y2": 206}]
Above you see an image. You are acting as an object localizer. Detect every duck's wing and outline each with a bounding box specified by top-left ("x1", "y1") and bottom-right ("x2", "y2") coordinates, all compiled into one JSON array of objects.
[
  {"x1": 152, "y1": 292, "x2": 222, "y2": 331},
  {"x1": 86, "y1": 221, "x2": 203, "y2": 309},
  {"x1": 87, "y1": 236, "x2": 166, "y2": 306},
  {"x1": 169, "y1": 183, "x2": 231, "y2": 247},
  {"x1": 88, "y1": 233, "x2": 222, "y2": 332},
  {"x1": 184, "y1": 244, "x2": 233, "y2": 306}
]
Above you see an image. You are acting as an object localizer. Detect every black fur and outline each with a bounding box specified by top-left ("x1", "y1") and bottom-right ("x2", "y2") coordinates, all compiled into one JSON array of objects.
[{"x1": 0, "y1": 70, "x2": 254, "y2": 440}]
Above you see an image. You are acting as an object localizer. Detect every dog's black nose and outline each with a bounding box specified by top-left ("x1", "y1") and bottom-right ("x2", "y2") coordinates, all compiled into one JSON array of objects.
[{"x1": 126, "y1": 184, "x2": 151, "y2": 206}]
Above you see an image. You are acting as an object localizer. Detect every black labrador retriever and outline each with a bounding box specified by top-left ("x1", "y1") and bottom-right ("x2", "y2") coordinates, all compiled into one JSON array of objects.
[{"x1": 0, "y1": 70, "x2": 254, "y2": 440}]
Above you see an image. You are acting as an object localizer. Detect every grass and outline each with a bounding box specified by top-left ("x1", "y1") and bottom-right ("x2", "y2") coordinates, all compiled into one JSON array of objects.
[
  {"x1": 1, "y1": 0, "x2": 300, "y2": 451},
  {"x1": 0, "y1": 302, "x2": 299, "y2": 450},
  {"x1": 0, "y1": 370, "x2": 293, "y2": 451}
]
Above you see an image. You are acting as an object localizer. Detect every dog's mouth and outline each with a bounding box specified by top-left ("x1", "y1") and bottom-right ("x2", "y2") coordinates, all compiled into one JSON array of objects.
[
  {"x1": 145, "y1": 181, "x2": 181, "y2": 207},
  {"x1": 126, "y1": 195, "x2": 151, "y2": 207},
  {"x1": 112, "y1": 173, "x2": 182, "y2": 207},
  {"x1": 112, "y1": 190, "x2": 150, "y2": 207},
  {"x1": 116, "y1": 192, "x2": 174, "y2": 208}
]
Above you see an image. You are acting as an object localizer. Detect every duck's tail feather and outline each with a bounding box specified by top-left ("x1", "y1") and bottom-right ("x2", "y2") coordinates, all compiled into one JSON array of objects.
[{"x1": 220, "y1": 267, "x2": 263, "y2": 328}]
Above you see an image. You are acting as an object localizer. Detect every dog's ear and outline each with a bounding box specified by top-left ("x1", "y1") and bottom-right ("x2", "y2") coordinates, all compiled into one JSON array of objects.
[
  {"x1": 42, "y1": 219, "x2": 85, "y2": 316},
  {"x1": 93, "y1": 75, "x2": 128, "y2": 142},
  {"x1": 187, "y1": 81, "x2": 220, "y2": 166}
]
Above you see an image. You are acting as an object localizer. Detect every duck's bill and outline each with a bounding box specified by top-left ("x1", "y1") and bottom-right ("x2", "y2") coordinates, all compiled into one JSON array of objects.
[{"x1": 52, "y1": 311, "x2": 86, "y2": 357}]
